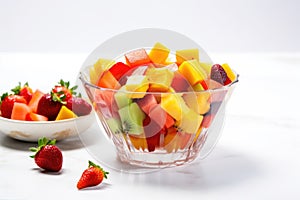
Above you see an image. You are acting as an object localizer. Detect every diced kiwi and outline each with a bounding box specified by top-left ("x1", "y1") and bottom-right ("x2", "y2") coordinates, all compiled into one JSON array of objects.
[
  {"x1": 114, "y1": 89, "x2": 132, "y2": 109},
  {"x1": 106, "y1": 118, "x2": 122, "y2": 134},
  {"x1": 118, "y1": 102, "x2": 145, "y2": 135}
]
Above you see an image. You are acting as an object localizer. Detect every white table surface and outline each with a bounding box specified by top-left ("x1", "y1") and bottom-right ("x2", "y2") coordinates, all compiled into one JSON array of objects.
[{"x1": 0, "y1": 52, "x2": 299, "y2": 200}]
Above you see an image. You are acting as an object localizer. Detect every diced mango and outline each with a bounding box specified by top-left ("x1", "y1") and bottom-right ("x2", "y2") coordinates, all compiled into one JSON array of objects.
[
  {"x1": 160, "y1": 93, "x2": 189, "y2": 121},
  {"x1": 97, "y1": 71, "x2": 121, "y2": 89},
  {"x1": 125, "y1": 75, "x2": 149, "y2": 98},
  {"x1": 176, "y1": 49, "x2": 199, "y2": 65},
  {"x1": 178, "y1": 60, "x2": 208, "y2": 89},
  {"x1": 183, "y1": 92, "x2": 211, "y2": 115},
  {"x1": 56, "y1": 106, "x2": 77, "y2": 120},
  {"x1": 222, "y1": 63, "x2": 236, "y2": 81},
  {"x1": 148, "y1": 42, "x2": 170, "y2": 65}
]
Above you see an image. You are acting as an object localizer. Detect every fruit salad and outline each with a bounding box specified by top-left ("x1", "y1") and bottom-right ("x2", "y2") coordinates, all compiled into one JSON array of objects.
[
  {"x1": 0, "y1": 80, "x2": 92, "y2": 121},
  {"x1": 85, "y1": 42, "x2": 237, "y2": 153}
]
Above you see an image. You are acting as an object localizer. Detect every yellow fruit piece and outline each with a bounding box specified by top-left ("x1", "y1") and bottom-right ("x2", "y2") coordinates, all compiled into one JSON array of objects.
[
  {"x1": 148, "y1": 42, "x2": 170, "y2": 65},
  {"x1": 176, "y1": 49, "x2": 199, "y2": 65},
  {"x1": 222, "y1": 63, "x2": 236, "y2": 81},
  {"x1": 183, "y1": 92, "x2": 211, "y2": 115},
  {"x1": 175, "y1": 109, "x2": 203, "y2": 134},
  {"x1": 178, "y1": 60, "x2": 207, "y2": 86},
  {"x1": 199, "y1": 62, "x2": 213, "y2": 75},
  {"x1": 90, "y1": 58, "x2": 115, "y2": 85},
  {"x1": 146, "y1": 68, "x2": 174, "y2": 92},
  {"x1": 56, "y1": 106, "x2": 77, "y2": 120},
  {"x1": 125, "y1": 75, "x2": 149, "y2": 98},
  {"x1": 161, "y1": 94, "x2": 189, "y2": 121}
]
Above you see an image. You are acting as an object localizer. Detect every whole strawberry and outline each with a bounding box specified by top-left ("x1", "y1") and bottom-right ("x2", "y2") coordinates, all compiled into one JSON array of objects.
[
  {"x1": 77, "y1": 160, "x2": 109, "y2": 190},
  {"x1": 37, "y1": 93, "x2": 62, "y2": 121},
  {"x1": 30, "y1": 137, "x2": 63, "y2": 172},
  {"x1": 11, "y1": 82, "x2": 33, "y2": 103}
]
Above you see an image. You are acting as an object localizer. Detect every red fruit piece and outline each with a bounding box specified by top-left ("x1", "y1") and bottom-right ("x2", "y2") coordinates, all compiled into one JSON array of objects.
[
  {"x1": 29, "y1": 137, "x2": 63, "y2": 172},
  {"x1": 66, "y1": 96, "x2": 92, "y2": 116},
  {"x1": 125, "y1": 48, "x2": 151, "y2": 67},
  {"x1": 108, "y1": 62, "x2": 131, "y2": 81},
  {"x1": 171, "y1": 71, "x2": 192, "y2": 92},
  {"x1": 77, "y1": 160, "x2": 109, "y2": 190},
  {"x1": 11, "y1": 82, "x2": 33, "y2": 103},
  {"x1": 37, "y1": 94, "x2": 62, "y2": 121},
  {"x1": 136, "y1": 94, "x2": 157, "y2": 114},
  {"x1": 210, "y1": 64, "x2": 231, "y2": 85},
  {"x1": 0, "y1": 94, "x2": 27, "y2": 119}
]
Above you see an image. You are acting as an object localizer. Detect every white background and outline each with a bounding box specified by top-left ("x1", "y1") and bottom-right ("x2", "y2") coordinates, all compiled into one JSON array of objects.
[{"x1": 1, "y1": 0, "x2": 299, "y2": 54}]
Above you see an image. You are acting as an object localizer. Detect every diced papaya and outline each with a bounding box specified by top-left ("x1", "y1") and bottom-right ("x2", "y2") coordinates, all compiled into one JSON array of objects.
[
  {"x1": 11, "y1": 102, "x2": 30, "y2": 120},
  {"x1": 28, "y1": 89, "x2": 44, "y2": 113},
  {"x1": 125, "y1": 48, "x2": 151, "y2": 67},
  {"x1": 26, "y1": 112, "x2": 48, "y2": 121},
  {"x1": 97, "y1": 71, "x2": 121, "y2": 89}
]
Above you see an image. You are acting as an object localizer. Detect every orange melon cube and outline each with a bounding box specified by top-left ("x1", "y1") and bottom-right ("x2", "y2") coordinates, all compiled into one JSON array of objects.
[{"x1": 11, "y1": 102, "x2": 31, "y2": 120}]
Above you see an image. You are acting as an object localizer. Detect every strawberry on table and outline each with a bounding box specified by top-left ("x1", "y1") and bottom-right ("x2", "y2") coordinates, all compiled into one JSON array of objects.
[
  {"x1": 77, "y1": 160, "x2": 109, "y2": 190},
  {"x1": 29, "y1": 137, "x2": 63, "y2": 172},
  {"x1": 0, "y1": 93, "x2": 27, "y2": 118}
]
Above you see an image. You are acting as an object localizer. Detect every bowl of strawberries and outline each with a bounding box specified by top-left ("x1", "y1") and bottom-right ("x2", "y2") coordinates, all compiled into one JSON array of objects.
[
  {"x1": 0, "y1": 80, "x2": 95, "y2": 142},
  {"x1": 78, "y1": 28, "x2": 239, "y2": 169}
]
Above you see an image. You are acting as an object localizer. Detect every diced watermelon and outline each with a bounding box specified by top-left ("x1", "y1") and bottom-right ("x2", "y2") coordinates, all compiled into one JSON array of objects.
[
  {"x1": 108, "y1": 62, "x2": 131, "y2": 81},
  {"x1": 11, "y1": 102, "x2": 31, "y2": 120},
  {"x1": 125, "y1": 48, "x2": 151, "y2": 67},
  {"x1": 136, "y1": 94, "x2": 157, "y2": 114}
]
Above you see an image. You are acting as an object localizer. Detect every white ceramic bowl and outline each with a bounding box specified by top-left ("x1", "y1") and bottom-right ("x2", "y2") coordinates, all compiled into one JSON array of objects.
[{"x1": 0, "y1": 112, "x2": 95, "y2": 142}]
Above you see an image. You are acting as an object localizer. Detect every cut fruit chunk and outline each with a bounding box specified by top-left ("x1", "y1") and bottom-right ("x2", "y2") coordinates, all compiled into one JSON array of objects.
[
  {"x1": 160, "y1": 93, "x2": 189, "y2": 121},
  {"x1": 56, "y1": 105, "x2": 77, "y2": 120},
  {"x1": 108, "y1": 62, "x2": 131, "y2": 81},
  {"x1": 125, "y1": 75, "x2": 149, "y2": 98},
  {"x1": 136, "y1": 94, "x2": 157, "y2": 114},
  {"x1": 148, "y1": 42, "x2": 170, "y2": 65},
  {"x1": 118, "y1": 102, "x2": 145, "y2": 135},
  {"x1": 178, "y1": 60, "x2": 208, "y2": 89},
  {"x1": 146, "y1": 68, "x2": 174, "y2": 92},
  {"x1": 176, "y1": 49, "x2": 199, "y2": 65},
  {"x1": 174, "y1": 108, "x2": 203, "y2": 134},
  {"x1": 106, "y1": 118, "x2": 122, "y2": 134},
  {"x1": 125, "y1": 48, "x2": 151, "y2": 67},
  {"x1": 90, "y1": 58, "x2": 115, "y2": 85},
  {"x1": 114, "y1": 88, "x2": 133, "y2": 109},
  {"x1": 97, "y1": 70, "x2": 121, "y2": 89},
  {"x1": 11, "y1": 102, "x2": 30, "y2": 120},
  {"x1": 171, "y1": 71, "x2": 192, "y2": 92},
  {"x1": 28, "y1": 89, "x2": 44, "y2": 113},
  {"x1": 183, "y1": 91, "x2": 211, "y2": 115},
  {"x1": 26, "y1": 112, "x2": 48, "y2": 121},
  {"x1": 221, "y1": 63, "x2": 236, "y2": 82}
]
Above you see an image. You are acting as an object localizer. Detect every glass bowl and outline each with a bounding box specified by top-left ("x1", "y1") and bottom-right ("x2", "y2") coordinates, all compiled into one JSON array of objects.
[{"x1": 77, "y1": 28, "x2": 238, "y2": 169}]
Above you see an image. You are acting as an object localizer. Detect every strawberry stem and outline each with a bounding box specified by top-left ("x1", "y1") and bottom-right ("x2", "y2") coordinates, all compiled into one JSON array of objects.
[
  {"x1": 88, "y1": 160, "x2": 109, "y2": 179},
  {"x1": 29, "y1": 137, "x2": 57, "y2": 158}
]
